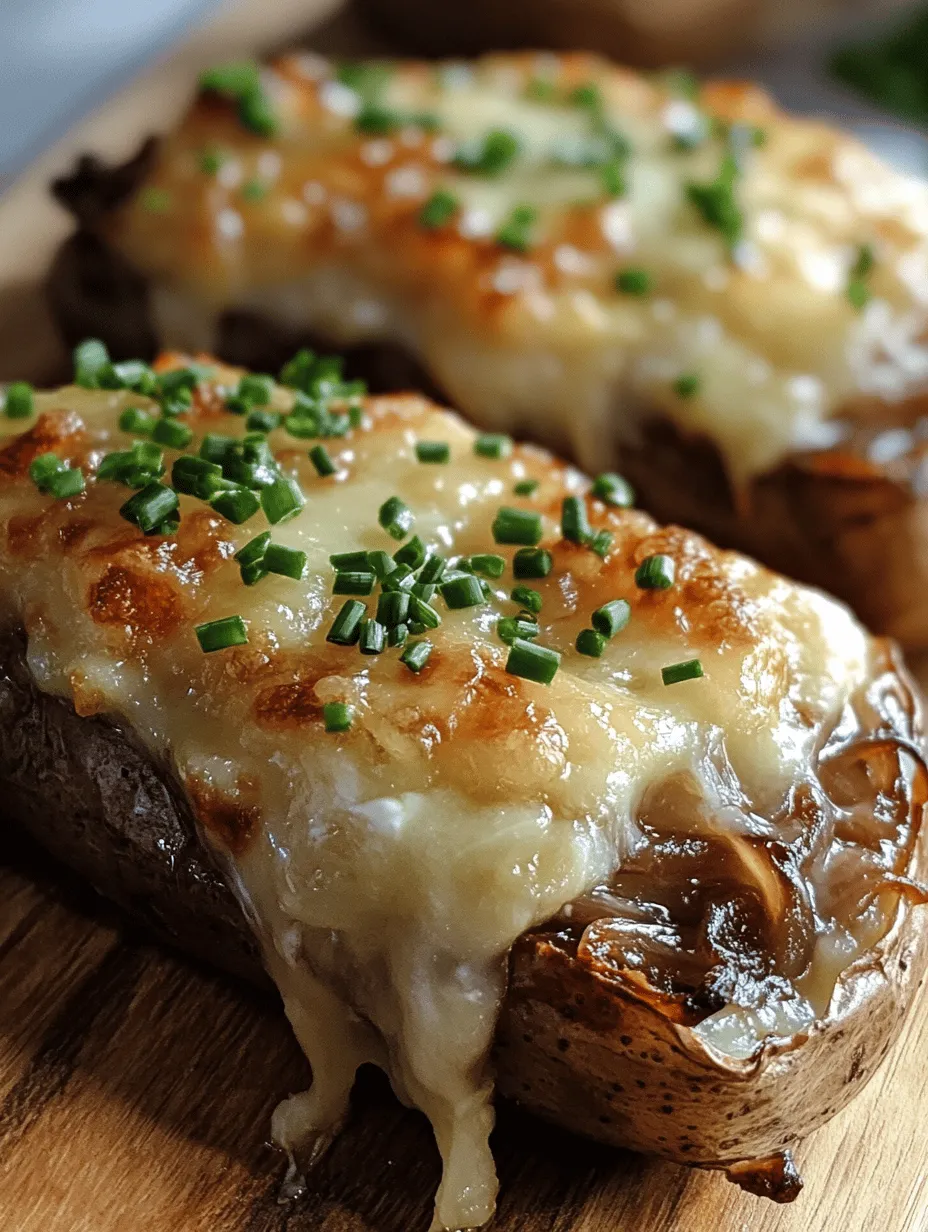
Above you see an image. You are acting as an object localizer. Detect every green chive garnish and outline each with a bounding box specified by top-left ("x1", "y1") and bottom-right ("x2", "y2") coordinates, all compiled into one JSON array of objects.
[
  {"x1": 327, "y1": 599, "x2": 366, "y2": 645},
  {"x1": 172, "y1": 455, "x2": 223, "y2": 498},
  {"x1": 505, "y1": 638, "x2": 560, "y2": 685},
  {"x1": 241, "y1": 178, "x2": 268, "y2": 202},
  {"x1": 211, "y1": 486, "x2": 260, "y2": 524},
  {"x1": 512, "y1": 547, "x2": 552, "y2": 578},
  {"x1": 511, "y1": 584, "x2": 542, "y2": 613},
  {"x1": 118, "y1": 406, "x2": 155, "y2": 435},
  {"x1": 415, "y1": 440, "x2": 450, "y2": 463},
  {"x1": 400, "y1": 639, "x2": 433, "y2": 672},
  {"x1": 673, "y1": 373, "x2": 701, "y2": 398},
  {"x1": 570, "y1": 82, "x2": 602, "y2": 110},
  {"x1": 140, "y1": 188, "x2": 172, "y2": 213},
  {"x1": 453, "y1": 129, "x2": 521, "y2": 176},
  {"x1": 359, "y1": 619, "x2": 387, "y2": 655},
  {"x1": 246, "y1": 408, "x2": 282, "y2": 433},
  {"x1": 474, "y1": 433, "x2": 513, "y2": 460},
  {"x1": 199, "y1": 146, "x2": 226, "y2": 174},
  {"x1": 239, "y1": 561, "x2": 268, "y2": 586},
  {"x1": 195, "y1": 615, "x2": 248, "y2": 653},
  {"x1": 497, "y1": 616, "x2": 540, "y2": 644},
  {"x1": 388, "y1": 623, "x2": 409, "y2": 648},
  {"x1": 29, "y1": 452, "x2": 65, "y2": 488},
  {"x1": 44, "y1": 467, "x2": 85, "y2": 499},
  {"x1": 392, "y1": 535, "x2": 425, "y2": 570},
  {"x1": 234, "y1": 531, "x2": 271, "y2": 567},
  {"x1": 635, "y1": 554, "x2": 675, "y2": 589},
  {"x1": 468, "y1": 553, "x2": 506, "y2": 578},
  {"x1": 330, "y1": 549, "x2": 371, "y2": 571},
  {"x1": 309, "y1": 444, "x2": 337, "y2": 476},
  {"x1": 496, "y1": 205, "x2": 538, "y2": 253},
  {"x1": 419, "y1": 554, "x2": 447, "y2": 584},
  {"x1": 589, "y1": 529, "x2": 614, "y2": 558},
  {"x1": 514, "y1": 479, "x2": 539, "y2": 496},
  {"x1": 264, "y1": 543, "x2": 307, "y2": 580},
  {"x1": 333, "y1": 570, "x2": 376, "y2": 596},
  {"x1": 662, "y1": 658, "x2": 704, "y2": 685},
  {"x1": 377, "y1": 589, "x2": 410, "y2": 626},
  {"x1": 591, "y1": 472, "x2": 634, "y2": 507},
  {"x1": 237, "y1": 373, "x2": 274, "y2": 405},
  {"x1": 600, "y1": 160, "x2": 626, "y2": 198},
  {"x1": 492, "y1": 506, "x2": 542, "y2": 545},
  {"x1": 440, "y1": 574, "x2": 487, "y2": 609},
  {"x1": 409, "y1": 595, "x2": 443, "y2": 627},
  {"x1": 592, "y1": 599, "x2": 631, "y2": 638},
  {"x1": 576, "y1": 628, "x2": 607, "y2": 657},
  {"x1": 561, "y1": 496, "x2": 591, "y2": 544},
  {"x1": 261, "y1": 476, "x2": 305, "y2": 524},
  {"x1": 73, "y1": 338, "x2": 111, "y2": 388},
  {"x1": 152, "y1": 418, "x2": 194, "y2": 449},
  {"x1": 378, "y1": 496, "x2": 414, "y2": 540},
  {"x1": 419, "y1": 190, "x2": 458, "y2": 229},
  {"x1": 848, "y1": 242, "x2": 875, "y2": 310},
  {"x1": 4, "y1": 381, "x2": 34, "y2": 418},
  {"x1": 324, "y1": 701, "x2": 353, "y2": 731},
  {"x1": 686, "y1": 152, "x2": 742, "y2": 249},
  {"x1": 120, "y1": 482, "x2": 179, "y2": 534},
  {"x1": 615, "y1": 268, "x2": 652, "y2": 296}
]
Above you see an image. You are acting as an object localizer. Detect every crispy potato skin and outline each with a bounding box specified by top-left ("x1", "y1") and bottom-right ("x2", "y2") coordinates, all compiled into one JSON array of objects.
[{"x1": 2, "y1": 617, "x2": 926, "y2": 1194}]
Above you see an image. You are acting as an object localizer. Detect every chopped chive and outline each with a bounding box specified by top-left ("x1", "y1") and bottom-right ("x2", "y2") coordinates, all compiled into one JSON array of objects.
[
  {"x1": 200, "y1": 433, "x2": 237, "y2": 465},
  {"x1": 239, "y1": 560, "x2": 268, "y2": 586},
  {"x1": 453, "y1": 128, "x2": 521, "y2": 176},
  {"x1": 45, "y1": 467, "x2": 85, "y2": 499},
  {"x1": 382, "y1": 562, "x2": 414, "y2": 591},
  {"x1": 379, "y1": 495, "x2": 414, "y2": 540},
  {"x1": 330, "y1": 549, "x2": 371, "y2": 572},
  {"x1": 323, "y1": 701, "x2": 353, "y2": 731},
  {"x1": 237, "y1": 87, "x2": 278, "y2": 137},
  {"x1": 119, "y1": 482, "x2": 179, "y2": 534},
  {"x1": 847, "y1": 242, "x2": 875, "y2": 310},
  {"x1": 514, "y1": 478, "x2": 538, "y2": 496},
  {"x1": 440, "y1": 574, "x2": 486, "y2": 609},
  {"x1": 152, "y1": 418, "x2": 194, "y2": 449},
  {"x1": 561, "y1": 496, "x2": 591, "y2": 545},
  {"x1": 468, "y1": 553, "x2": 506, "y2": 578},
  {"x1": 590, "y1": 529, "x2": 614, "y2": 558},
  {"x1": 73, "y1": 338, "x2": 110, "y2": 388},
  {"x1": 525, "y1": 76, "x2": 557, "y2": 101},
  {"x1": 195, "y1": 615, "x2": 248, "y2": 653},
  {"x1": 511, "y1": 584, "x2": 542, "y2": 613},
  {"x1": 359, "y1": 619, "x2": 387, "y2": 655},
  {"x1": 4, "y1": 381, "x2": 34, "y2": 418},
  {"x1": 496, "y1": 205, "x2": 538, "y2": 253},
  {"x1": 388, "y1": 623, "x2": 409, "y2": 648},
  {"x1": 29, "y1": 452, "x2": 65, "y2": 488},
  {"x1": 570, "y1": 82, "x2": 602, "y2": 110},
  {"x1": 264, "y1": 543, "x2": 307, "y2": 580},
  {"x1": 591, "y1": 472, "x2": 634, "y2": 507},
  {"x1": 238, "y1": 373, "x2": 274, "y2": 405},
  {"x1": 199, "y1": 145, "x2": 226, "y2": 174},
  {"x1": 394, "y1": 535, "x2": 426, "y2": 569},
  {"x1": 234, "y1": 530, "x2": 271, "y2": 567},
  {"x1": 118, "y1": 406, "x2": 155, "y2": 435},
  {"x1": 333, "y1": 570, "x2": 376, "y2": 595},
  {"x1": 662, "y1": 658, "x2": 704, "y2": 685},
  {"x1": 686, "y1": 152, "x2": 742, "y2": 249},
  {"x1": 576, "y1": 628, "x2": 607, "y2": 657},
  {"x1": 505, "y1": 638, "x2": 560, "y2": 685},
  {"x1": 260, "y1": 476, "x2": 305, "y2": 524},
  {"x1": 512, "y1": 547, "x2": 552, "y2": 579},
  {"x1": 211, "y1": 485, "x2": 261, "y2": 524},
  {"x1": 241, "y1": 178, "x2": 268, "y2": 202},
  {"x1": 497, "y1": 616, "x2": 540, "y2": 644},
  {"x1": 415, "y1": 440, "x2": 450, "y2": 463},
  {"x1": 635, "y1": 553, "x2": 675, "y2": 589},
  {"x1": 673, "y1": 373, "x2": 701, "y2": 398},
  {"x1": 400, "y1": 639, "x2": 433, "y2": 673},
  {"x1": 418, "y1": 190, "x2": 458, "y2": 229},
  {"x1": 377, "y1": 589, "x2": 410, "y2": 626},
  {"x1": 474, "y1": 433, "x2": 512, "y2": 460},
  {"x1": 599, "y1": 160, "x2": 626, "y2": 198},
  {"x1": 246, "y1": 408, "x2": 282, "y2": 433},
  {"x1": 419, "y1": 554, "x2": 447, "y2": 584},
  {"x1": 367, "y1": 549, "x2": 396, "y2": 580},
  {"x1": 616, "y1": 268, "x2": 652, "y2": 296},
  {"x1": 493, "y1": 506, "x2": 542, "y2": 545},
  {"x1": 410, "y1": 581, "x2": 435, "y2": 602},
  {"x1": 592, "y1": 599, "x2": 631, "y2": 638},
  {"x1": 309, "y1": 443, "x2": 337, "y2": 476},
  {"x1": 140, "y1": 187, "x2": 172, "y2": 213},
  {"x1": 172, "y1": 455, "x2": 224, "y2": 498},
  {"x1": 327, "y1": 599, "x2": 366, "y2": 645},
  {"x1": 111, "y1": 360, "x2": 158, "y2": 395},
  {"x1": 409, "y1": 595, "x2": 443, "y2": 628}
]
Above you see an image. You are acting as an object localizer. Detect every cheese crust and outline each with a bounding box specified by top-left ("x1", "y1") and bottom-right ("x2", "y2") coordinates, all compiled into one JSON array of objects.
[
  {"x1": 88, "y1": 52, "x2": 928, "y2": 486},
  {"x1": 0, "y1": 356, "x2": 920, "y2": 1227}
]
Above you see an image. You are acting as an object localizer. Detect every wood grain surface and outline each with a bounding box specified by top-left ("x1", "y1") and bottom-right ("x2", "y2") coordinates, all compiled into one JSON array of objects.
[{"x1": 0, "y1": 827, "x2": 926, "y2": 1232}]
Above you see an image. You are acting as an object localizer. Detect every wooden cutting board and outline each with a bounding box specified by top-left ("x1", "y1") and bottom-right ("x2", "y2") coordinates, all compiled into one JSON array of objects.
[{"x1": 1, "y1": 825, "x2": 927, "y2": 1232}]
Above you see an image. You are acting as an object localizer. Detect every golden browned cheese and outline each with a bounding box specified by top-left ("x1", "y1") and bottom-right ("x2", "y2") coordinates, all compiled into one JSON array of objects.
[
  {"x1": 0, "y1": 356, "x2": 916, "y2": 1228},
  {"x1": 99, "y1": 53, "x2": 928, "y2": 485}
]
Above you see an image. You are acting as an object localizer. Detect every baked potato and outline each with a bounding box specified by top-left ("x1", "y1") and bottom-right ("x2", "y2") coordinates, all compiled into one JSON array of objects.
[
  {"x1": 1, "y1": 347, "x2": 926, "y2": 1228},
  {"x1": 46, "y1": 53, "x2": 928, "y2": 646}
]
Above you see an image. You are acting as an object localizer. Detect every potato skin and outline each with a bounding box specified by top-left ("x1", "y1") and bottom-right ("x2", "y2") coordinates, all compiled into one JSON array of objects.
[{"x1": 2, "y1": 615, "x2": 927, "y2": 1196}]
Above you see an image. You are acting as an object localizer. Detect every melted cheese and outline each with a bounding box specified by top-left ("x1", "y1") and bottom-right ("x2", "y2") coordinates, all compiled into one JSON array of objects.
[
  {"x1": 0, "y1": 370, "x2": 874, "y2": 1228},
  {"x1": 105, "y1": 52, "x2": 928, "y2": 483}
]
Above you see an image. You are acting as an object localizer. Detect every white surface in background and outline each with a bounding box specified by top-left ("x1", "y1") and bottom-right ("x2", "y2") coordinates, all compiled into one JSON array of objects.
[{"x1": 0, "y1": 0, "x2": 218, "y2": 181}]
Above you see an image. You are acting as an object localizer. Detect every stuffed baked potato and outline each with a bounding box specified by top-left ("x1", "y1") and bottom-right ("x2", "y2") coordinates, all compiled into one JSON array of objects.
[
  {"x1": 47, "y1": 53, "x2": 928, "y2": 646},
  {"x1": 1, "y1": 347, "x2": 926, "y2": 1227}
]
